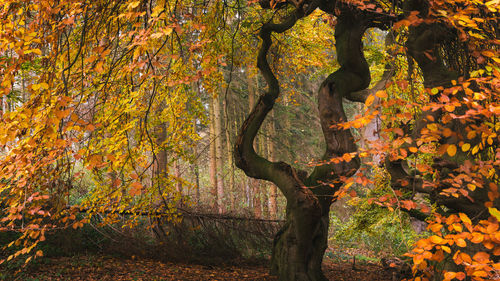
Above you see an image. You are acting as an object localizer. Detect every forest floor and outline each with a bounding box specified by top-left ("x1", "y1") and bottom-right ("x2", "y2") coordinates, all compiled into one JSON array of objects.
[{"x1": 4, "y1": 254, "x2": 395, "y2": 281}]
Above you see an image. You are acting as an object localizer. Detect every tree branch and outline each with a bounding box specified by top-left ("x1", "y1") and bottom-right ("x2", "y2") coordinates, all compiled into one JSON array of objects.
[{"x1": 234, "y1": 6, "x2": 318, "y2": 199}]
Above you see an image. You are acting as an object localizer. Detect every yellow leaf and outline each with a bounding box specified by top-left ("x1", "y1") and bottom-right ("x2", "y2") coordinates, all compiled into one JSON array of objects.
[
  {"x1": 344, "y1": 181, "x2": 354, "y2": 189},
  {"x1": 489, "y1": 207, "x2": 500, "y2": 221},
  {"x1": 471, "y1": 145, "x2": 479, "y2": 155},
  {"x1": 442, "y1": 246, "x2": 451, "y2": 253},
  {"x1": 163, "y1": 27, "x2": 173, "y2": 36},
  {"x1": 461, "y1": 143, "x2": 470, "y2": 152},
  {"x1": 452, "y1": 223, "x2": 463, "y2": 232},
  {"x1": 128, "y1": 1, "x2": 141, "y2": 9},
  {"x1": 427, "y1": 123, "x2": 438, "y2": 131},
  {"x1": 447, "y1": 144, "x2": 457, "y2": 157},
  {"x1": 133, "y1": 48, "x2": 141, "y2": 60},
  {"x1": 459, "y1": 213, "x2": 472, "y2": 225}
]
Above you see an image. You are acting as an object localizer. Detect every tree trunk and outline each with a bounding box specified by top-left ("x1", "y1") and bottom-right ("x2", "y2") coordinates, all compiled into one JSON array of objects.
[
  {"x1": 155, "y1": 123, "x2": 168, "y2": 189},
  {"x1": 223, "y1": 94, "x2": 236, "y2": 210},
  {"x1": 214, "y1": 94, "x2": 225, "y2": 213},
  {"x1": 234, "y1": 4, "x2": 393, "y2": 280},
  {"x1": 247, "y1": 69, "x2": 260, "y2": 215},
  {"x1": 267, "y1": 111, "x2": 278, "y2": 218},
  {"x1": 174, "y1": 159, "x2": 182, "y2": 194},
  {"x1": 270, "y1": 200, "x2": 330, "y2": 281},
  {"x1": 192, "y1": 119, "x2": 201, "y2": 203},
  {"x1": 209, "y1": 97, "x2": 218, "y2": 210}
]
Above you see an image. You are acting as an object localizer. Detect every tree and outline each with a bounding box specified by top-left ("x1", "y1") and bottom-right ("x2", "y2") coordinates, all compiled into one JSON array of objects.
[
  {"x1": 0, "y1": 0, "x2": 498, "y2": 280},
  {"x1": 0, "y1": 0, "x2": 206, "y2": 263},
  {"x1": 235, "y1": 0, "x2": 499, "y2": 280}
]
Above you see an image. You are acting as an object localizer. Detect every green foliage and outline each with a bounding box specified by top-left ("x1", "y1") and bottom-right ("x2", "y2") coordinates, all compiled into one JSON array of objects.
[{"x1": 330, "y1": 168, "x2": 421, "y2": 257}]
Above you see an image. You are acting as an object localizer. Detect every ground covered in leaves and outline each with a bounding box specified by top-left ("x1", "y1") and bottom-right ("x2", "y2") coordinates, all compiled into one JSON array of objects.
[{"x1": 3, "y1": 254, "x2": 395, "y2": 281}]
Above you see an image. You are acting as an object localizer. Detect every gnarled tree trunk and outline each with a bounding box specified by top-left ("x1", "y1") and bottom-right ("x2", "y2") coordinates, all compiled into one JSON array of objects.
[{"x1": 234, "y1": 2, "x2": 394, "y2": 280}]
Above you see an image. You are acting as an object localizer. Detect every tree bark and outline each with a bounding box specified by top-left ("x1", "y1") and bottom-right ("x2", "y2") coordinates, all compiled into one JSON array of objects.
[
  {"x1": 267, "y1": 111, "x2": 278, "y2": 218},
  {"x1": 247, "y1": 69, "x2": 260, "y2": 215},
  {"x1": 155, "y1": 123, "x2": 168, "y2": 191},
  {"x1": 192, "y1": 119, "x2": 201, "y2": 203},
  {"x1": 214, "y1": 94, "x2": 225, "y2": 214},
  {"x1": 174, "y1": 159, "x2": 182, "y2": 194},
  {"x1": 223, "y1": 93, "x2": 236, "y2": 210},
  {"x1": 209, "y1": 97, "x2": 218, "y2": 210},
  {"x1": 234, "y1": 3, "x2": 392, "y2": 279}
]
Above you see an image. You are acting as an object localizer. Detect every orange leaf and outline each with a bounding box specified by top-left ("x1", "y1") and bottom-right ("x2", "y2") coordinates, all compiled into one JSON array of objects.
[
  {"x1": 470, "y1": 232, "x2": 484, "y2": 243},
  {"x1": 129, "y1": 181, "x2": 143, "y2": 196},
  {"x1": 456, "y1": 272, "x2": 466, "y2": 280},
  {"x1": 375, "y1": 90, "x2": 387, "y2": 98},
  {"x1": 467, "y1": 130, "x2": 476, "y2": 139},
  {"x1": 429, "y1": 224, "x2": 443, "y2": 233},
  {"x1": 413, "y1": 254, "x2": 424, "y2": 265},
  {"x1": 472, "y1": 270, "x2": 488, "y2": 277},
  {"x1": 443, "y1": 128, "x2": 453, "y2": 137},
  {"x1": 444, "y1": 272, "x2": 456, "y2": 281},
  {"x1": 447, "y1": 144, "x2": 457, "y2": 157},
  {"x1": 472, "y1": 252, "x2": 489, "y2": 262},
  {"x1": 483, "y1": 241, "x2": 495, "y2": 249},
  {"x1": 456, "y1": 238, "x2": 467, "y2": 247},
  {"x1": 342, "y1": 153, "x2": 352, "y2": 162},
  {"x1": 365, "y1": 95, "x2": 375, "y2": 106},
  {"x1": 451, "y1": 223, "x2": 463, "y2": 232},
  {"x1": 459, "y1": 252, "x2": 472, "y2": 263},
  {"x1": 430, "y1": 235, "x2": 445, "y2": 244},
  {"x1": 493, "y1": 247, "x2": 500, "y2": 255},
  {"x1": 444, "y1": 104, "x2": 455, "y2": 112}
]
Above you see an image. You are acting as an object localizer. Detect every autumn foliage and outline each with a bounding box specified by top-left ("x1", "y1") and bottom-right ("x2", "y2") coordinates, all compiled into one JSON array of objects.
[{"x1": 0, "y1": 0, "x2": 499, "y2": 280}]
